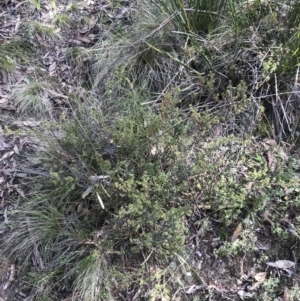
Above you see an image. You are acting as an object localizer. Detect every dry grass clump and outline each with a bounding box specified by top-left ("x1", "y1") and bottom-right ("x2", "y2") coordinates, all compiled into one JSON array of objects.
[{"x1": 81, "y1": 0, "x2": 300, "y2": 141}]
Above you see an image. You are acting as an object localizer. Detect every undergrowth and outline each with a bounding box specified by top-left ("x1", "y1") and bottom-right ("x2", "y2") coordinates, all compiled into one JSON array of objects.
[
  {"x1": 4, "y1": 89, "x2": 300, "y2": 300},
  {"x1": 2, "y1": 0, "x2": 300, "y2": 300}
]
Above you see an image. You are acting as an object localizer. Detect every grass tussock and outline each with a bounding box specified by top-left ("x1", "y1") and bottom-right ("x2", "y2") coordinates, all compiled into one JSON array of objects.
[
  {"x1": 10, "y1": 79, "x2": 61, "y2": 117},
  {"x1": 0, "y1": 39, "x2": 32, "y2": 83},
  {"x1": 25, "y1": 21, "x2": 60, "y2": 40}
]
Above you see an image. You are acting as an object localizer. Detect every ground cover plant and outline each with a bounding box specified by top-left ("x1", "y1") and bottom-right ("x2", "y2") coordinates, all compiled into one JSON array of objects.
[{"x1": 1, "y1": 0, "x2": 300, "y2": 300}]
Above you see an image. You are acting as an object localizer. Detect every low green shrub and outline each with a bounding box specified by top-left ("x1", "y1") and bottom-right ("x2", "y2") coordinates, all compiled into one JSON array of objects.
[{"x1": 4, "y1": 86, "x2": 300, "y2": 299}]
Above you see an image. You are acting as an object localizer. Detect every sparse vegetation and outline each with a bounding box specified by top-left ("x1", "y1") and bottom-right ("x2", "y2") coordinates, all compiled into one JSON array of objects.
[
  {"x1": 1, "y1": 0, "x2": 300, "y2": 300},
  {"x1": 53, "y1": 13, "x2": 73, "y2": 29},
  {"x1": 25, "y1": 21, "x2": 59, "y2": 40}
]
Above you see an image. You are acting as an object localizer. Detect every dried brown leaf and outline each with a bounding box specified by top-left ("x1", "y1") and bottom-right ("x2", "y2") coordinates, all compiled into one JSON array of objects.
[
  {"x1": 0, "y1": 104, "x2": 16, "y2": 111},
  {"x1": 79, "y1": 28, "x2": 90, "y2": 34},
  {"x1": 48, "y1": 61, "x2": 57, "y2": 72},
  {"x1": 248, "y1": 281, "x2": 262, "y2": 291},
  {"x1": 254, "y1": 272, "x2": 267, "y2": 282},
  {"x1": 267, "y1": 260, "x2": 295, "y2": 269},
  {"x1": 267, "y1": 149, "x2": 277, "y2": 172},
  {"x1": 0, "y1": 98, "x2": 8, "y2": 104},
  {"x1": 278, "y1": 146, "x2": 288, "y2": 161},
  {"x1": 185, "y1": 284, "x2": 206, "y2": 294},
  {"x1": 97, "y1": 192, "x2": 105, "y2": 209},
  {"x1": 14, "y1": 15, "x2": 21, "y2": 33},
  {"x1": 70, "y1": 39, "x2": 82, "y2": 45},
  {"x1": 22, "y1": 120, "x2": 42, "y2": 127},
  {"x1": 9, "y1": 264, "x2": 15, "y2": 282},
  {"x1": 150, "y1": 144, "x2": 164, "y2": 155},
  {"x1": 45, "y1": 88, "x2": 68, "y2": 99},
  {"x1": 263, "y1": 139, "x2": 277, "y2": 146},
  {"x1": 77, "y1": 201, "x2": 83, "y2": 213},
  {"x1": 0, "y1": 151, "x2": 14, "y2": 162},
  {"x1": 4, "y1": 209, "x2": 9, "y2": 224},
  {"x1": 13, "y1": 144, "x2": 19, "y2": 155},
  {"x1": 284, "y1": 268, "x2": 294, "y2": 276},
  {"x1": 256, "y1": 241, "x2": 270, "y2": 250},
  {"x1": 132, "y1": 288, "x2": 142, "y2": 301},
  {"x1": 82, "y1": 185, "x2": 94, "y2": 199},
  {"x1": 246, "y1": 181, "x2": 254, "y2": 193},
  {"x1": 237, "y1": 290, "x2": 253, "y2": 298},
  {"x1": 0, "y1": 137, "x2": 10, "y2": 150},
  {"x1": 15, "y1": 1, "x2": 26, "y2": 9},
  {"x1": 2, "y1": 281, "x2": 10, "y2": 291},
  {"x1": 78, "y1": 36, "x2": 91, "y2": 43},
  {"x1": 15, "y1": 186, "x2": 25, "y2": 197},
  {"x1": 283, "y1": 287, "x2": 290, "y2": 301},
  {"x1": 231, "y1": 223, "x2": 242, "y2": 242}
]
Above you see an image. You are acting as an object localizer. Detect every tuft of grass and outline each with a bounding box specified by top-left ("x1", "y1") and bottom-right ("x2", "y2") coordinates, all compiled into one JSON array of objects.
[
  {"x1": 0, "y1": 56, "x2": 16, "y2": 83},
  {"x1": 66, "y1": 2, "x2": 82, "y2": 12},
  {"x1": 26, "y1": 21, "x2": 60, "y2": 40},
  {"x1": 28, "y1": 0, "x2": 41, "y2": 10},
  {"x1": 53, "y1": 13, "x2": 73, "y2": 29},
  {"x1": 27, "y1": 0, "x2": 56, "y2": 10},
  {"x1": 160, "y1": 0, "x2": 228, "y2": 34},
  {"x1": 0, "y1": 39, "x2": 32, "y2": 60},
  {"x1": 0, "y1": 39, "x2": 32, "y2": 83},
  {"x1": 10, "y1": 79, "x2": 57, "y2": 117}
]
